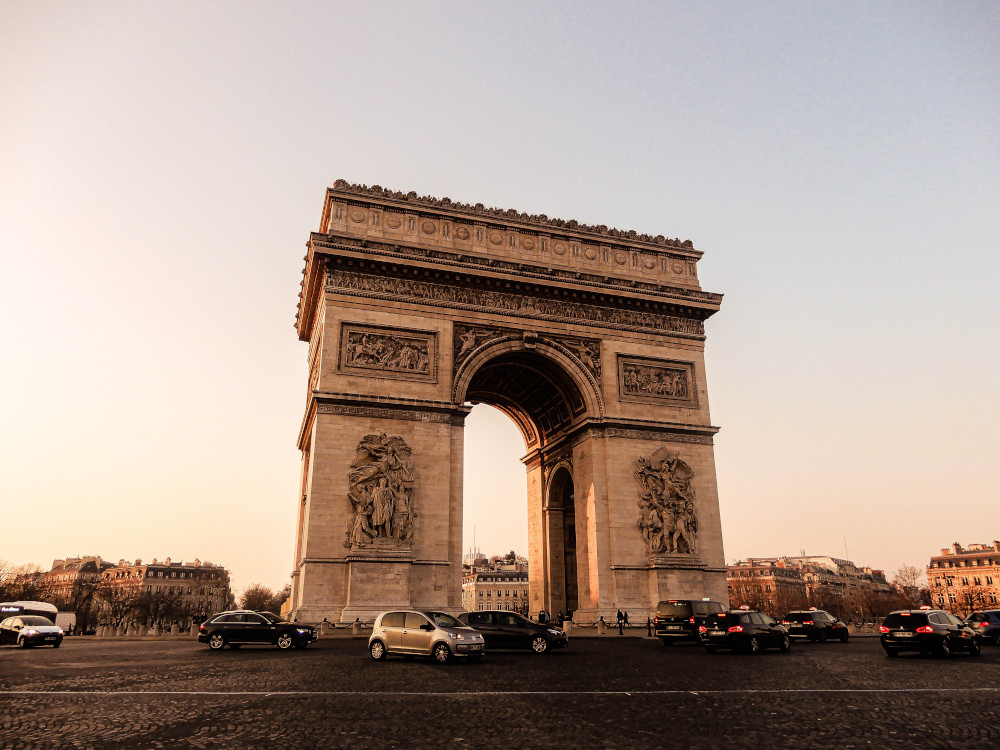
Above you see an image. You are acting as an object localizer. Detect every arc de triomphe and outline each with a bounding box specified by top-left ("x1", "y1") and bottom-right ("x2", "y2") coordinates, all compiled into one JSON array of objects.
[{"x1": 288, "y1": 181, "x2": 727, "y2": 623}]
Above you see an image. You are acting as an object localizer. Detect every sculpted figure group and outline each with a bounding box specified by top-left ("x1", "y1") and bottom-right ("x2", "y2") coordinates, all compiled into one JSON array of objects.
[
  {"x1": 635, "y1": 447, "x2": 698, "y2": 555},
  {"x1": 346, "y1": 332, "x2": 430, "y2": 374},
  {"x1": 345, "y1": 433, "x2": 416, "y2": 549},
  {"x1": 622, "y1": 363, "x2": 688, "y2": 399}
]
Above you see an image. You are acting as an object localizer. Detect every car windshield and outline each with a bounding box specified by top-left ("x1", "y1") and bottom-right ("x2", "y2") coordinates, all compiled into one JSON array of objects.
[
  {"x1": 658, "y1": 602, "x2": 692, "y2": 618},
  {"x1": 21, "y1": 616, "x2": 55, "y2": 626},
  {"x1": 428, "y1": 612, "x2": 462, "y2": 628},
  {"x1": 258, "y1": 612, "x2": 285, "y2": 624}
]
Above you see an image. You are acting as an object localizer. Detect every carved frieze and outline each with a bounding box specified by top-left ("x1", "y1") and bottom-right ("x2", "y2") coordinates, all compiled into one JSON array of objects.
[
  {"x1": 327, "y1": 269, "x2": 704, "y2": 338},
  {"x1": 316, "y1": 403, "x2": 459, "y2": 424},
  {"x1": 618, "y1": 355, "x2": 697, "y2": 408},
  {"x1": 635, "y1": 447, "x2": 698, "y2": 556},
  {"x1": 345, "y1": 433, "x2": 416, "y2": 550},
  {"x1": 339, "y1": 323, "x2": 437, "y2": 383}
]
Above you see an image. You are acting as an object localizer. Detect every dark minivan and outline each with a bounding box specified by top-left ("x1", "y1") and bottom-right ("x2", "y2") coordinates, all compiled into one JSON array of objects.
[
  {"x1": 700, "y1": 610, "x2": 791, "y2": 654},
  {"x1": 879, "y1": 609, "x2": 981, "y2": 658},
  {"x1": 654, "y1": 599, "x2": 728, "y2": 645}
]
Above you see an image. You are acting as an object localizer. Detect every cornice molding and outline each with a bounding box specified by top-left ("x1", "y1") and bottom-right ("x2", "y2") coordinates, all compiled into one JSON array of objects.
[{"x1": 328, "y1": 179, "x2": 694, "y2": 252}]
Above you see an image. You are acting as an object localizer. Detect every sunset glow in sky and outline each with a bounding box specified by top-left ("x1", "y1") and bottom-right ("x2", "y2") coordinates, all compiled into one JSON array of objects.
[{"x1": 2, "y1": 2, "x2": 998, "y2": 595}]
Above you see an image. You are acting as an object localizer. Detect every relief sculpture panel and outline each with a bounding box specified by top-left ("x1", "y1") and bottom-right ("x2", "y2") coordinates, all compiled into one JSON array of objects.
[
  {"x1": 345, "y1": 433, "x2": 416, "y2": 549},
  {"x1": 618, "y1": 355, "x2": 697, "y2": 408},
  {"x1": 635, "y1": 447, "x2": 698, "y2": 555},
  {"x1": 339, "y1": 323, "x2": 437, "y2": 382}
]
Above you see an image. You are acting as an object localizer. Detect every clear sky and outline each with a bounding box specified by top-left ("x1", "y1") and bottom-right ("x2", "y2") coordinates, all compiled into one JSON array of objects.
[{"x1": 2, "y1": 2, "x2": 998, "y2": 595}]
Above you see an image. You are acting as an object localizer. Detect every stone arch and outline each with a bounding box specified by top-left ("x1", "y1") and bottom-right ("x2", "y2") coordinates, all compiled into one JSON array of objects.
[
  {"x1": 287, "y1": 181, "x2": 727, "y2": 626},
  {"x1": 452, "y1": 337, "x2": 604, "y2": 448}
]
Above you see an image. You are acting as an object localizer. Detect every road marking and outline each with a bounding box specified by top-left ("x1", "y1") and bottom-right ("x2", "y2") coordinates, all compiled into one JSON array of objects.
[{"x1": 1, "y1": 688, "x2": 999, "y2": 697}]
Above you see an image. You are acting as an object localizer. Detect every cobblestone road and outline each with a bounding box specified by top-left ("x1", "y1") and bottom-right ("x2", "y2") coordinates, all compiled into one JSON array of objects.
[{"x1": 1, "y1": 635, "x2": 998, "y2": 749}]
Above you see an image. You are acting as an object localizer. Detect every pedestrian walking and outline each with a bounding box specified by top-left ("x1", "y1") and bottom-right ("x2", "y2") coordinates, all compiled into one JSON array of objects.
[{"x1": 623, "y1": 611, "x2": 630, "y2": 628}]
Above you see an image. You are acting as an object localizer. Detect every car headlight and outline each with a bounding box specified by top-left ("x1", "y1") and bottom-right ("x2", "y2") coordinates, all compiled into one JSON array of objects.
[
  {"x1": 296, "y1": 628, "x2": 311, "y2": 635},
  {"x1": 23, "y1": 629, "x2": 38, "y2": 637},
  {"x1": 547, "y1": 629, "x2": 563, "y2": 636},
  {"x1": 57, "y1": 628, "x2": 64, "y2": 635},
  {"x1": 449, "y1": 632, "x2": 465, "y2": 639}
]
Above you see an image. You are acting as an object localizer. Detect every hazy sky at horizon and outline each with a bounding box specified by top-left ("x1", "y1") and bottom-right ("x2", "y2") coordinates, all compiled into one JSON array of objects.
[{"x1": 2, "y1": 2, "x2": 998, "y2": 595}]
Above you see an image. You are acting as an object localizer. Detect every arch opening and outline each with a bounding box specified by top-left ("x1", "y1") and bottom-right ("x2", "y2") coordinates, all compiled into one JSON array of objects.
[{"x1": 463, "y1": 349, "x2": 589, "y2": 449}]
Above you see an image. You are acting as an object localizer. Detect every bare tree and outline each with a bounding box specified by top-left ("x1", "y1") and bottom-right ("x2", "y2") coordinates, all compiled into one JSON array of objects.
[
  {"x1": 0, "y1": 563, "x2": 53, "y2": 603},
  {"x1": 892, "y1": 565, "x2": 924, "y2": 589},
  {"x1": 96, "y1": 580, "x2": 142, "y2": 629}
]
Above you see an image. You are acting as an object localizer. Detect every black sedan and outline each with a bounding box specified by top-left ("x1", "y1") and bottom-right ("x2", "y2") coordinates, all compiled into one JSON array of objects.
[
  {"x1": 781, "y1": 609, "x2": 850, "y2": 642},
  {"x1": 700, "y1": 610, "x2": 791, "y2": 654},
  {"x1": 458, "y1": 610, "x2": 568, "y2": 653},
  {"x1": 880, "y1": 609, "x2": 981, "y2": 658},
  {"x1": 0, "y1": 615, "x2": 64, "y2": 648},
  {"x1": 197, "y1": 610, "x2": 318, "y2": 650}
]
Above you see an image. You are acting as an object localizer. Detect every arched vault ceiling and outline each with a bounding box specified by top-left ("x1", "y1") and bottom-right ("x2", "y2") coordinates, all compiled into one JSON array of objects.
[{"x1": 465, "y1": 352, "x2": 586, "y2": 448}]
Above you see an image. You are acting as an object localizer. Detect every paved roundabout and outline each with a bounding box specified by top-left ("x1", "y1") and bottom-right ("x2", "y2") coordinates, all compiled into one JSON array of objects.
[{"x1": 1, "y1": 635, "x2": 997, "y2": 749}]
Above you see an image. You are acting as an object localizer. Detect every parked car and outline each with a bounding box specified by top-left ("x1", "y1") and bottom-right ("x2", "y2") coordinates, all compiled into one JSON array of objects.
[
  {"x1": 700, "y1": 610, "x2": 791, "y2": 654},
  {"x1": 963, "y1": 610, "x2": 1000, "y2": 645},
  {"x1": 880, "y1": 609, "x2": 981, "y2": 658},
  {"x1": 0, "y1": 615, "x2": 64, "y2": 648},
  {"x1": 653, "y1": 598, "x2": 728, "y2": 645},
  {"x1": 458, "y1": 610, "x2": 568, "y2": 653},
  {"x1": 197, "y1": 610, "x2": 318, "y2": 650},
  {"x1": 369, "y1": 610, "x2": 485, "y2": 663},
  {"x1": 781, "y1": 609, "x2": 849, "y2": 642}
]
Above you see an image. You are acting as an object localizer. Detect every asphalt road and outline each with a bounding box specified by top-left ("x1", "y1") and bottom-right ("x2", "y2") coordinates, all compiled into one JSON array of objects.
[{"x1": 1, "y1": 635, "x2": 998, "y2": 749}]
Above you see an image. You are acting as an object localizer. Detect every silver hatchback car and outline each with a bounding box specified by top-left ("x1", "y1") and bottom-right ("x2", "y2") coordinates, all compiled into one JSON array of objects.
[{"x1": 369, "y1": 610, "x2": 485, "y2": 663}]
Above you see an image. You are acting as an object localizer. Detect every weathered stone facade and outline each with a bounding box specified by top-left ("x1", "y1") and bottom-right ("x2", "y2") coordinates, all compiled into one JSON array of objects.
[
  {"x1": 928, "y1": 541, "x2": 1000, "y2": 613},
  {"x1": 288, "y1": 181, "x2": 727, "y2": 623}
]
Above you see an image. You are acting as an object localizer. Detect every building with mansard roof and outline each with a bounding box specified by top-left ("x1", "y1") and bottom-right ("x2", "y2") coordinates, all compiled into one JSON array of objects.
[{"x1": 927, "y1": 541, "x2": 1000, "y2": 614}]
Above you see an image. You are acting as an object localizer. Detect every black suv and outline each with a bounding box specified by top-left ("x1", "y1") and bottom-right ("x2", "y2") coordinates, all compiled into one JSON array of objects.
[
  {"x1": 198, "y1": 610, "x2": 318, "y2": 651},
  {"x1": 700, "y1": 610, "x2": 791, "y2": 654},
  {"x1": 781, "y1": 609, "x2": 849, "y2": 642},
  {"x1": 653, "y1": 599, "x2": 728, "y2": 645},
  {"x1": 964, "y1": 610, "x2": 1000, "y2": 645},
  {"x1": 879, "y1": 609, "x2": 981, "y2": 658},
  {"x1": 458, "y1": 610, "x2": 568, "y2": 653}
]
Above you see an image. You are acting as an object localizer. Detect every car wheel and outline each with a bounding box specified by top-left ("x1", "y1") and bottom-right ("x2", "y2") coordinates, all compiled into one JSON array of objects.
[
  {"x1": 17, "y1": 637, "x2": 29, "y2": 649},
  {"x1": 747, "y1": 636, "x2": 760, "y2": 654},
  {"x1": 780, "y1": 635, "x2": 791, "y2": 653},
  {"x1": 839, "y1": 629, "x2": 849, "y2": 643},
  {"x1": 433, "y1": 642, "x2": 452, "y2": 664},
  {"x1": 884, "y1": 648, "x2": 899, "y2": 657},
  {"x1": 818, "y1": 630, "x2": 828, "y2": 643},
  {"x1": 208, "y1": 633, "x2": 226, "y2": 651},
  {"x1": 704, "y1": 645, "x2": 717, "y2": 654},
  {"x1": 531, "y1": 635, "x2": 549, "y2": 654},
  {"x1": 276, "y1": 633, "x2": 294, "y2": 650},
  {"x1": 369, "y1": 639, "x2": 387, "y2": 661},
  {"x1": 939, "y1": 638, "x2": 951, "y2": 657},
  {"x1": 970, "y1": 639, "x2": 982, "y2": 657}
]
